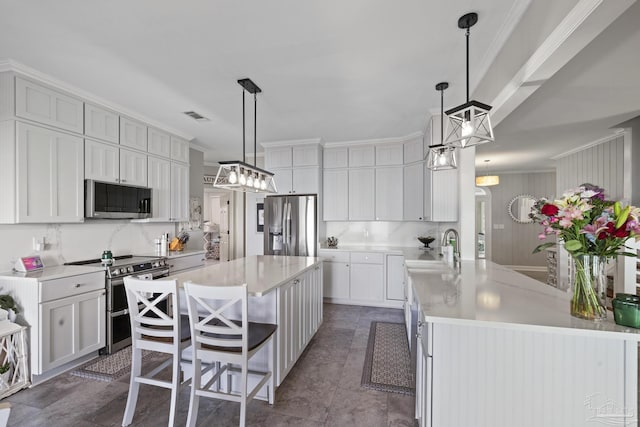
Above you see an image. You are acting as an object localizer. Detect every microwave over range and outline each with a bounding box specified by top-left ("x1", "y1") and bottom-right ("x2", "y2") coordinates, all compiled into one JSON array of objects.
[{"x1": 85, "y1": 179, "x2": 152, "y2": 219}]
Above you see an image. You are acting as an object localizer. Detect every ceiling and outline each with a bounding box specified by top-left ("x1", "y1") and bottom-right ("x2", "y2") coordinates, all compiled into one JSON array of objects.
[{"x1": 0, "y1": 1, "x2": 638, "y2": 171}]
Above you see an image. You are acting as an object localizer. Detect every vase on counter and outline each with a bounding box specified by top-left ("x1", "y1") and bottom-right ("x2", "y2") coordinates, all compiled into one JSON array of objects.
[{"x1": 570, "y1": 254, "x2": 607, "y2": 321}]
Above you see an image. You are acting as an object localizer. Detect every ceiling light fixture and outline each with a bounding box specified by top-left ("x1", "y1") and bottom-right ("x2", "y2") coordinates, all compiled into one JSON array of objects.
[
  {"x1": 444, "y1": 12, "x2": 494, "y2": 148},
  {"x1": 214, "y1": 78, "x2": 277, "y2": 194},
  {"x1": 426, "y1": 82, "x2": 457, "y2": 170},
  {"x1": 475, "y1": 159, "x2": 499, "y2": 186}
]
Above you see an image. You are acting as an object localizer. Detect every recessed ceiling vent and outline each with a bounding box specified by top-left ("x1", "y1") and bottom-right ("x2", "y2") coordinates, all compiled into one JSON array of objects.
[{"x1": 183, "y1": 111, "x2": 210, "y2": 121}]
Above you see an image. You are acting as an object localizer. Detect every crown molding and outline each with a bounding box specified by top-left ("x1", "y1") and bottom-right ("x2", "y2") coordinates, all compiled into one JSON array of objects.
[
  {"x1": 323, "y1": 131, "x2": 424, "y2": 148},
  {"x1": 0, "y1": 58, "x2": 194, "y2": 141},
  {"x1": 551, "y1": 131, "x2": 627, "y2": 160},
  {"x1": 260, "y1": 138, "x2": 322, "y2": 148}
]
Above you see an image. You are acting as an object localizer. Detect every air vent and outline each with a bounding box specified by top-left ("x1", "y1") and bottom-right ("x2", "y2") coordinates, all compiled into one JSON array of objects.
[{"x1": 183, "y1": 111, "x2": 210, "y2": 121}]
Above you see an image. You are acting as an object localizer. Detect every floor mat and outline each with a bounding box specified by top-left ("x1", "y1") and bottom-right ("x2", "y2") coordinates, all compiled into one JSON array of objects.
[{"x1": 70, "y1": 346, "x2": 157, "y2": 382}]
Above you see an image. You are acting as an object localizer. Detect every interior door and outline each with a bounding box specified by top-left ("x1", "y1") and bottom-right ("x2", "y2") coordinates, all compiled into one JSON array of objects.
[{"x1": 219, "y1": 193, "x2": 230, "y2": 262}]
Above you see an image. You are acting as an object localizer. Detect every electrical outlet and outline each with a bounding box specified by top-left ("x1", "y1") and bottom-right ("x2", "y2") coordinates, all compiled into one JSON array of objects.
[{"x1": 493, "y1": 224, "x2": 505, "y2": 230}]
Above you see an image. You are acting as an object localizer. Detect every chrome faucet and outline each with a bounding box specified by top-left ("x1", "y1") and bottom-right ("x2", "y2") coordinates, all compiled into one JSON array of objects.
[{"x1": 441, "y1": 228, "x2": 460, "y2": 268}]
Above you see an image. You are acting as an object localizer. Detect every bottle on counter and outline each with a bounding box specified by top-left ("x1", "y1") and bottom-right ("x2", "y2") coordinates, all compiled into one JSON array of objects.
[{"x1": 160, "y1": 234, "x2": 168, "y2": 256}]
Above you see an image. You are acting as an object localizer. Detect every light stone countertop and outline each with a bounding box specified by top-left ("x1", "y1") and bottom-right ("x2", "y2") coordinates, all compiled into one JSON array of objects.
[
  {"x1": 409, "y1": 259, "x2": 640, "y2": 340},
  {"x1": 165, "y1": 255, "x2": 321, "y2": 296},
  {"x1": 137, "y1": 249, "x2": 206, "y2": 259},
  {"x1": 0, "y1": 265, "x2": 105, "y2": 281},
  {"x1": 319, "y1": 245, "x2": 441, "y2": 263}
]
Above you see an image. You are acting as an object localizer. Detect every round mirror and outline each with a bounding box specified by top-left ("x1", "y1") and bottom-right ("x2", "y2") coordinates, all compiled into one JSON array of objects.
[{"x1": 508, "y1": 194, "x2": 536, "y2": 224}]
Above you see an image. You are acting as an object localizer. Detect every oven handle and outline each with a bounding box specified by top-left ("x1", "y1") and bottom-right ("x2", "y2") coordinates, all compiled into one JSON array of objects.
[
  {"x1": 111, "y1": 309, "x2": 128, "y2": 317},
  {"x1": 110, "y1": 269, "x2": 170, "y2": 286}
]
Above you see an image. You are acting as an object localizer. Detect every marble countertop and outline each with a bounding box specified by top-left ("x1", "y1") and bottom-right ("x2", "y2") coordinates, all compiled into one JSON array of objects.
[
  {"x1": 319, "y1": 245, "x2": 441, "y2": 263},
  {"x1": 409, "y1": 260, "x2": 640, "y2": 340},
  {"x1": 166, "y1": 255, "x2": 321, "y2": 296},
  {"x1": 0, "y1": 265, "x2": 105, "y2": 281},
  {"x1": 137, "y1": 249, "x2": 206, "y2": 259}
]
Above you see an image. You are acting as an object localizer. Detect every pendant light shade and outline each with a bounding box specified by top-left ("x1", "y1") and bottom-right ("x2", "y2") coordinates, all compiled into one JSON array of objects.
[
  {"x1": 214, "y1": 78, "x2": 277, "y2": 194},
  {"x1": 475, "y1": 159, "x2": 499, "y2": 186},
  {"x1": 426, "y1": 82, "x2": 457, "y2": 170},
  {"x1": 444, "y1": 13, "x2": 494, "y2": 148}
]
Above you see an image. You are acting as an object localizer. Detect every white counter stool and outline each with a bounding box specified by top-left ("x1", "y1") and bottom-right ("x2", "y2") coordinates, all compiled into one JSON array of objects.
[
  {"x1": 122, "y1": 277, "x2": 192, "y2": 427},
  {"x1": 183, "y1": 282, "x2": 277, "y2": 427}
]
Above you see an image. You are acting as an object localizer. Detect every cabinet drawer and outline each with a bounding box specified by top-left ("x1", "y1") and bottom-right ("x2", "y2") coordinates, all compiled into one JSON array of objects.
[
  {"x1": 350, "y1": 252, "x2": 384, "y2": 264},
  {"x1": 319, "y1": 250, "x2": 350, "y2": 263},
  {"x1": 40, "y1": 271, "x2": 105, "y2": 302},
  {"x1": 169, "y1": 253, "x2": 205, "y2": 274}
]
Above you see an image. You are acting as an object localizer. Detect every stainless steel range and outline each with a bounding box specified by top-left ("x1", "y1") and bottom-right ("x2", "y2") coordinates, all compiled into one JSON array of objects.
[{"x1": 65, "y1": 254, "x2": 169, "y2": 354}]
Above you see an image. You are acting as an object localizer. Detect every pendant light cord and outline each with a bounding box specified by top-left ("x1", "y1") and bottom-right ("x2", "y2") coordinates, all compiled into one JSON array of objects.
[
  {"x1": 440, "y1": 86, "x2": 444, "y2": 144},
  {"x1": 254, "y1": 93, "x2": 257, "y2": 167},
  {"x1": 242, "y1": 89, "x2": 246, "y2": 163},
  {"x1": 466, "y1": 27, "x2": 470, "y2": 103}
]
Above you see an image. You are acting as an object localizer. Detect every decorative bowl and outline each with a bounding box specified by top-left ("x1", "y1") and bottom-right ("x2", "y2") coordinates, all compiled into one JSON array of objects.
[
  {"x1": 417, "y1": 236, "x2": 435, "y2": 248},
  {"x1": 327, "y1": 237, "x2": 339, "y2": 248}
]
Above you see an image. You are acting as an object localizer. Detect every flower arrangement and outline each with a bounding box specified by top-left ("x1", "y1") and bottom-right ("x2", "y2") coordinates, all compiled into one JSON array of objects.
[{"x1": 530, "y1": 184, "x2": 639, "y2": 320}]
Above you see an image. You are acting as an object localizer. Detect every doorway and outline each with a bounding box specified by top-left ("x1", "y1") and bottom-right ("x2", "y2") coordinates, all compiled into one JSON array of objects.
[
  {"x1": 475, "y1": 187, "x2": 492, "y2": 260},
  {"x1": 203, "y1": 188, "x2": 233, "y2": 262}
]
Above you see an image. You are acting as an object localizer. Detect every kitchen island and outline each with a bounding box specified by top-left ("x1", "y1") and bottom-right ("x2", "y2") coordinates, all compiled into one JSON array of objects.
[
  {"x1": 407, "y1": 259, "x2": 640, "y2": 427},
  {"x1": 166, "y1": 255, "x2": 323, "y2": 386}
]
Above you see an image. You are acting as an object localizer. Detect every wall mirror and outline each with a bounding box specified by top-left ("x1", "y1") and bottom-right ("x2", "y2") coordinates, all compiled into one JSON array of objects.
[{"x1": 508, "y1": 194, "x2": 536, "y2": 224}]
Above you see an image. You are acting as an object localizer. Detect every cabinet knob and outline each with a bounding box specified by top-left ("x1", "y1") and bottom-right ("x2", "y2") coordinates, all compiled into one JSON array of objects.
[
  {"x1": 75, "y1": 283, "x2": 81, "y2": 288},
  {"x1": 346, "y1": 264, "x2": 349, "y2": 267},
  {"x1": 121, "y1": 179, "x2": 127, "y2": 183}
]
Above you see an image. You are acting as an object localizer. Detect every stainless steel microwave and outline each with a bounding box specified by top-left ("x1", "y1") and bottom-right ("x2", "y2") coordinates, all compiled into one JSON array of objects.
[{"x1": 85, "y1": 180, "x2": 152, "y2": 219}]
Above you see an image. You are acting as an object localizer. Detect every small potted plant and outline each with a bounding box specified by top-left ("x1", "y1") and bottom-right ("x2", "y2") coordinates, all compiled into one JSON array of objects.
[
  {"x1": 0, "y1": 363, "x2": 11, "y2": 389},
  {"x1": 0, "y1": 295, "x2": 18, "y2": 322}
]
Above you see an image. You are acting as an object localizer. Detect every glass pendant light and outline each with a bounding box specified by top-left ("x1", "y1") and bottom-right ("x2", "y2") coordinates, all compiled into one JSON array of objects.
[
  {"x1": 444, "y1": 12, "x2": 494, "y2": 148},
  {"x1": 476, "y1": 159, "x2": 499, "y2": 186},
  {"x1": 426, "y1": 82, "x2": 457, "y2": 170}
]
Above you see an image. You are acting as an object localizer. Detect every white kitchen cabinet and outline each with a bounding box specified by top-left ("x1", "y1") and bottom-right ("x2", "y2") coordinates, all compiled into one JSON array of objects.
[
  {"x1": 14, "y1": 122, "x2": 84, "y2": 223},
  {"x1": 323, "y1": 169, "x2": 349, "y2": 221},
  {"x1": 270, "y1": 167, "x2": 319, "y2": 195},
  {"x1": 348, "y1": 168, "x2": 375, "y2": 220},
  {"x1": 292, "y1": 145, "x2": 320, "y2": 167},
  {"x1": 119, "y1": 148, "x2": 147, "y2": 186},
  {"x1": 15, "y1": 77, "x2": 84, "y2": 134},
  {"x1": 425, "y1": 167, "x2": 458, "y2": 222},
  {"x1": 349, "y1": 145, "x2": 375, "y2": 167},
  {"x1": 148, "y1": 128, "x2": 171, "y2": 158},
  {"x1": 404, "y1": 137, "x2": 423, "y2": 164},
  {"x1": 375, "y1": 143, "x2": 403, "y2": 166},
  {"x1": 319, "y1": 249, "x2": 350, "y2": 299},
  {"x1": 0, "y1": 269, "x2": 106, "y2": 381},
  {"x1": 265, "y1": 146, "x2": 293, "y2": 168},
  {"x1": 349, "y1": 252, "x2": 384, "y2": 302},
  {"x1": 84, "y1": 103, "x2": 119, "y2": 144},
  {"x1": 148, "y1": 155, "x2": 171, "y2": 220},
  {"x1": 170, "y1": 135, "x2": 190, "y2": 163},
  {"x1": 416, "y1": 317, "x2": 433, "y2": 427},
  {"x1": 171, "y1": 161, "x2": 189, "y2": 222},
  {"x1": 168, "y1": 252, "x2": 205, "y2": 274},
  {"x1": 323, "y1": 147, "x2": 348, "y2": 168},
  {"x1": 404, "y1": 162, "x2": 425, "y2": 221},
  {"x1": 386, "y1": 255, "x2": 404, "y2": 301},
  {"x1": 120, "y1": 117, "x2": 147, "y2": 151},
  {"x1": 85, "y1": 139, "x2": 120, "y2": 183},
  {"x1": 375, "y1": 166, "x2": 403, "y2": 221},
  {"x1": 265, "y1": 143, "x2": 321, "y2": 195},
  {"x1": 271, "y1": 168, "x2": 294, "y2": 195}
]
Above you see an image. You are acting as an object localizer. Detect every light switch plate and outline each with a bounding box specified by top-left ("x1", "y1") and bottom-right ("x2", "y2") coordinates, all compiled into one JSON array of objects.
[{"x1": 493, "y1": 224, "x2": 505, "y2": 230}]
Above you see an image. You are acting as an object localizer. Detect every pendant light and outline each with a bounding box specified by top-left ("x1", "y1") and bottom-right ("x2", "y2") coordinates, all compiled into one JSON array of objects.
[
  {"x1": 475, "y1": 159, "x2": 499, "y2": 186},
  {"x1": 426, "y1": 82, "x2": 457, "y2": 170},
  {"x1": 214, "y1": 78, "x2": 277, "y2": 194},
  {"x1": 444, "y1": 12, "x2": 494, "y2": 148}
]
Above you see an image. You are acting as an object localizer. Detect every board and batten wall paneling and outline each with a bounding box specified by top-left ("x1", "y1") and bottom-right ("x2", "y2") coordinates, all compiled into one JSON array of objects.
[
  {"x1": 555, "y1": 135, "x2": 625, "y2": 200},
  {"x1": 490, "y1": 171, "x2": 556, "y2": 267}
]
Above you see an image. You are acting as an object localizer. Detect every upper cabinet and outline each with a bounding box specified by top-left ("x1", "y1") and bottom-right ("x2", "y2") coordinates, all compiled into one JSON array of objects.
[
  {"x1": 348, "y1": 146, "x2": 375, "y2": 167},
  {"x1": 425, "y1": 167, "x2": 458, "y2": 222},
  {"x1": 324, "y1": 147, "x2": 348, "y2": 169},
  {"x1": 264, "y1": 142, "x2": 322, "y2": 195},
  {"x1": 148, "y1": 128, "x2": 171, "y2": 158},
  {"x1": 120, "y1": 117, "x2": 147, "y2": 151},
  {"x1": 375, "y1": 144, "x2": 403, "y2": 166},
  {"x1": 170, "y1": 136, "x2": 190, "y2": 163},
  {"x1": 84, "y1": 103, "x2": 119, "y2": 144},
  {"x1": 404, "y1": 137, "x2": 424, "y2": 164},
  {"x1": 15, "y1": 77, "x2": 84, "y2": 134},
  {"x1": 266, "y1": 146, "x2": 293, "y2": 168}
]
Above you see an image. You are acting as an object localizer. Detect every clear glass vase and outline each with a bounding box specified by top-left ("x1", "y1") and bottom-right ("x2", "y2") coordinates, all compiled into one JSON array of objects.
[{"x1": 570, "y1": 255, "x2": 607, "y2": 321}]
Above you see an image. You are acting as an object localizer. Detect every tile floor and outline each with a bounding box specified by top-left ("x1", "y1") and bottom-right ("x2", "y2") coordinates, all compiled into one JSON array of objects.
[{"x1": 3, "y1": 304, "x2": 417, "y2": 427}]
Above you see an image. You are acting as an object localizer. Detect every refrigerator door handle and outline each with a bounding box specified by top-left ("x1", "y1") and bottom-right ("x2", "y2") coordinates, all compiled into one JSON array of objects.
[{"x1": 285, "y1": 201, "x2": 292, "y2": 255}]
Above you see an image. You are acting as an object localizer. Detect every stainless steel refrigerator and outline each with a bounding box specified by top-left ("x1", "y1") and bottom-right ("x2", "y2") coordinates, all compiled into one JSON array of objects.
[{"x1": 264, "y1": 194, "x2": 317, "y2": 256}]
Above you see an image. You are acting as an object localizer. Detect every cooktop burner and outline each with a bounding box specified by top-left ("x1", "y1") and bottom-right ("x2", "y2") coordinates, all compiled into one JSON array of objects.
[{"x1": 65, "y1": 255, "x2": 164, "y2": 267}]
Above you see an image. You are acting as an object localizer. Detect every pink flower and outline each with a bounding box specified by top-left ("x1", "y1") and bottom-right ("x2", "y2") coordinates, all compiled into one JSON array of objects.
[
  {"x1": 559, "y1": 217, "x2": 573, "y2": 228},
  {"x1": 538, "y1": 233, "x2": 547, "y2": 240}
]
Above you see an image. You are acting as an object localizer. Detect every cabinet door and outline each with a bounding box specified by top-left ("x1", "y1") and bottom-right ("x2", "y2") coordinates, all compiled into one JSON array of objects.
[
  {"x1": 376, "y1": 143, "x2": 403, "y2": 166},
  {"x1": 120, "y1": 117, "x2": 147, "y2": 151},
  {"x1": 120, "y1": 148, "x2": 148, "y2": 186},
  {"x1": 323, "y1": 169, "x2": 348, "y2": 221},
  {"x1": 386, "y1": 255, "x2": 404, "y2": 301},
  {"x1": 84, "y1": 103, "x2": 119, "y2": 143},
  {"x1": 323, "y1": 147, "x2": 348, "y2": 168},
  {"x1": 423, "y1": 165, "x2": 432, "y2": 222},
  {"x1": 15, "y1": 77, "x2": 84, "y2": 133},
  {"x1": 16, "y1": 122, "x2": 84, "y2": 223},
  {"x1": 348, "y1": 169, "x2": 375, "y2": 220},
  {"x1": 171, "y1": 162, "x2": 189, "y2": 221},
  {"x1": 39, "y1": 289, "x2": 106, "y2": 373},
  {"x1": 349, "y1": 146, "x2": 375, "y2": 167},
  {"x1": 170, "y1": 136, "x2": 189, "y2": 163},
  {"x1": 375, "y1": 166, "x2": 403, "y2": 220},
  {"x1": 292, "y1": 145, "x2": 319, "y2": 167},
  {"x1": 292, "y1": 167, "x2": 319, "y2": 194},
  {"x1": 323, "y1": 262, "x2": 350, "y2": 299},
  {"x1": 350, "y1": 263, "x2": 384, "y2": 301},
  {"x1": 277, "y1": 279, "x2": 299, "y2": 384},
  {"x1": 271, "y1": 168, "x2": 293, "y2": 195},
  {"x1": 265, "y1": 147, "x2": 292, "y2": 169},
  {"x1": 148, "y1": 156, "x2": 171, "y2": 220},
  {"x1": 85, "y1": 139, "x2": 119, "y2": 183},
  {"x1": 431, "y1": 168, "x2": 458, "y2": 222},
  {"x1": 148, "y1": 128, "x2": 171, "y2": 158},
  {"x1": 404, "y1": 138, "x2": 423, "y2": 164},
  {"x1": 404, "y1": 162, "x2": 424, "y2": 221}
]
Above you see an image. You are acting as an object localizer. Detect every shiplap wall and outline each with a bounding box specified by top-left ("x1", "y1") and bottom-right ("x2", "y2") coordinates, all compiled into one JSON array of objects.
[
  {"x1": 490, "y1": 171, "x2": 556, "y2": 267},
  {"x1": 555, "y1": 135, "x2": 625, "y2": 200}
]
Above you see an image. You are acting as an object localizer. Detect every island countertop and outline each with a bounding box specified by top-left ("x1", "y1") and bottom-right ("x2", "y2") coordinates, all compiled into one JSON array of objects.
[
  {"x1": 410, "y1": 259, "x2": 640, "y2": 340},
  {"x1": 165, "y1": 255, "x2": 321, "y2": 296}
]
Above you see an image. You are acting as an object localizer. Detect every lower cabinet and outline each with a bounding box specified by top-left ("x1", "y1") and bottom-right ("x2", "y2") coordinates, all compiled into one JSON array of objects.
[
  {"x1": 276, "y1": 264, "x2": 322, "y2": 385},
  {"x1": 386, "y1": 255, "x2": 405, "y2": 301},
  {"x1": 350, "y1": 256, "x2": 384, "y2": 301},
  {"x1": 415, "y1": 316, "x2": 433, "y2": 427},
  {"x1": 167, "y1": 252, "x2": 205, "y2": 274}
]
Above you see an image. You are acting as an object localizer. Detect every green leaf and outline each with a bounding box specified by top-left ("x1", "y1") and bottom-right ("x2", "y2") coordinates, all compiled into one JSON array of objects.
[
  {"x1": 533, "y1": 242, "x2": 556, "y2": 254},
  {"x1": 564, "y1": 240, "x2": 582, "y2": 252}
]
